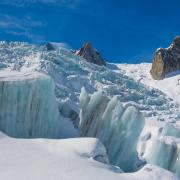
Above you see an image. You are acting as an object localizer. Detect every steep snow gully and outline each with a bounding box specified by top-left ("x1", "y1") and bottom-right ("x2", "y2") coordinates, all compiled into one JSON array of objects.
[{"x1": 0, "y1": 42, "x2": 179, "y2": 178}]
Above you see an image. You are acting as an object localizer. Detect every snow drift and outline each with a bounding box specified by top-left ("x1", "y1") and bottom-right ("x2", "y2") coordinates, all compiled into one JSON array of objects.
[{"x1": 0, "y1": 132, "x2": 178, "y2": 180}]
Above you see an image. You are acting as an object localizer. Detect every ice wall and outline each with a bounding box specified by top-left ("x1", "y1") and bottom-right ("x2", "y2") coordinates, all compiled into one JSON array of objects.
[
  {"x1": 0, "y1": 71, "x2": 63, "y2": 138},
  {"x1": 79, "y1": 87, "x2": 145, "y2": 172}
]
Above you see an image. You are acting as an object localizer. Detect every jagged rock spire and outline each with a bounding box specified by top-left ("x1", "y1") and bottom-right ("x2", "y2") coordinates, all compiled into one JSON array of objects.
[{"x1": 75, "y1": 42, "x2": 106, "y2": 66}]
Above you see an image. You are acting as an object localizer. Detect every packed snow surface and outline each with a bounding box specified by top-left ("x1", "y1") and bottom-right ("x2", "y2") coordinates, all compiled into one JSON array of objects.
[{"x1": 0, "y1": 132, "x2": 178, "y2": 180}]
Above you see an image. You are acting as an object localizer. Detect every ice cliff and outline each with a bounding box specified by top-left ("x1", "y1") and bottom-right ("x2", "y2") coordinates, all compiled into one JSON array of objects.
[
  {"x1": 0, "y1": 71, "x2": 63, "y2": 138},
  {"x1": 79, "y1": 88, "x2": 145, "y2": 172}
]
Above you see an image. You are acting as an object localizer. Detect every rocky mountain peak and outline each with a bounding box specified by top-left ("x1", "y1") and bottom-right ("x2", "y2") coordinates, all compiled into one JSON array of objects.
[
  {"x1": 150, "y1": 36, "x2": 180, "y2": 80},
  {"x1": 75, "y1": 42, "x2": 106, "y2": 66},
  {"x1": 45, "y1": 42, "x2": 56, "y2": 51}
]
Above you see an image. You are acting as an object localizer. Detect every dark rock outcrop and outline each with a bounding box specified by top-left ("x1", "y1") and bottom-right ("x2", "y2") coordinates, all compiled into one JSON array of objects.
[
  {"x1": 75, "y1": 43, "x2": 106, "y2": 66},
  {"x1": 46, "y1": 42, "x2": 56, "y2": 51},
  {"x1": 150, "y1": 36, "x2": 180, "y2": 80}
]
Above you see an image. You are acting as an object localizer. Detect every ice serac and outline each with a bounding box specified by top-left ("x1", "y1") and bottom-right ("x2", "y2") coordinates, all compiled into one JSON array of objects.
[
  {"x1": 144, "y1": 136, "x2": 180, "y2": 177},
  {"x1": 138, "y1": 122, "x2": 180, "y2": 177},
  {"x1": 79, "y1": 87, "x2": 145, "y2": 172},
  {"x1": 0, "y1": 71, "x2": 62, "y2": 138}
]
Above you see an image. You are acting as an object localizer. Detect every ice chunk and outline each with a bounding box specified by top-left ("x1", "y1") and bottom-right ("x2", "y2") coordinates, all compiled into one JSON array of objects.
[
  {"x1": 137, "y1": 120, "x2": 164, "y2": 158},
  {"x1": 161, "y1": 123, "x2": 180, "y2": 138},
  {"x1": 0, "y1": 71, "x2": 64, "y2": 138},
  {"x1": 79, "y1": 88, "x2": 145, "y2": 171},
  {"x1": 143, "y1": 136, "x2": 180, "y2": 177}
]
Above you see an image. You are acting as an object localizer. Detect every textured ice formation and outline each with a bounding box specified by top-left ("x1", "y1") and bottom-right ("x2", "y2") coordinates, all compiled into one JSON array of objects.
[
  {"x1": 0, "y1": 71, "x2": 63, "y2": 138},
  {"x1": 79, "y1": 87, "x2": 145, "y2": 172}
]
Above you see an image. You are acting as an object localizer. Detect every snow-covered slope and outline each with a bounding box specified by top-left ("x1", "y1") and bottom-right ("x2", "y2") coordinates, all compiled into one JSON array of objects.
[
  {"x1": 116, "y1": 63, "x2": 180, "y2": 104},
  {"x1": 0, "y1": 132, "x2": 178, "y2": 180}
]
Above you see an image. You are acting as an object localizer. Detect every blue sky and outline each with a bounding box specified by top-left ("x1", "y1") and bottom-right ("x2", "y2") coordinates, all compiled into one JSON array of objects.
[{"x1": 0, "y1": 0, "x2": 179, "y2": 63}]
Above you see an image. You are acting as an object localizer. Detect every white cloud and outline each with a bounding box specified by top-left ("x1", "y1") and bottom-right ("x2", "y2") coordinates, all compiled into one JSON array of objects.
[
  {"x1": 49, "y1": 42, "x2": 71, "y2": 49},
  {"x1": 5, "y1": 30, "x2": 45, "y2": 43},
  {"x1": 0, "y1": 14, "x2": 44, "y2": 29},
  {"x1": 0, "y1": 14, "x2": 45, "y2": 43},
  {"x1": 0, "y1": 0, "x2": 81, "y2": 8}
]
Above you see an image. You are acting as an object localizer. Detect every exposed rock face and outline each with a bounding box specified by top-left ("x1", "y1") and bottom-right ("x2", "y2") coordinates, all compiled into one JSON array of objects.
[
  {"x1": 150, "y1": 36, "x2": 180, "y2": 80},
  {"x1": 75, "y1": 43, "x2": 106, "y2": 66}
]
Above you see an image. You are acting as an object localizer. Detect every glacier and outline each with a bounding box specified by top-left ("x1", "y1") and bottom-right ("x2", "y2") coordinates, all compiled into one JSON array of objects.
[
  {"x1": 0, "y1": 41, "x2": 179, "y2": 125},
  {"x1": 79, "y1": 87, "x2": 145, "y2": 172},
  {"x1": 0, "y1": 71, "x2": 64, "y2": 138},
  {"x1": 0, "y1": 42, "x2": 179, "y2": 177}
]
